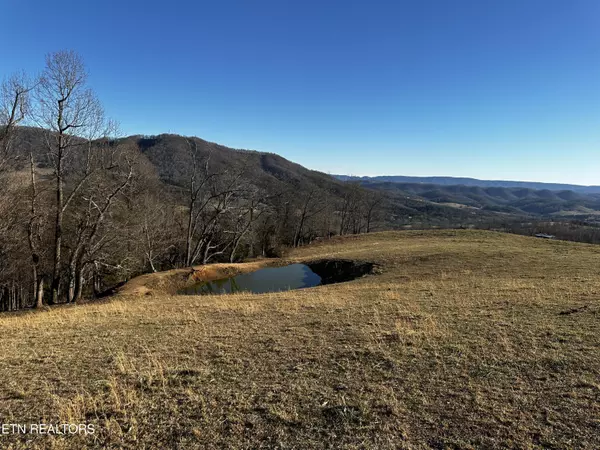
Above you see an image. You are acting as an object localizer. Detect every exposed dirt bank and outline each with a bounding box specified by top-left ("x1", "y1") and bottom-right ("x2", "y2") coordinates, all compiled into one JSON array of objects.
[
  {"x1": 306, "y1": 259, "x2": 377, "y2": 285},
  {"x1": 118, "y1": 258, "x2": 377, "y2": 297}
]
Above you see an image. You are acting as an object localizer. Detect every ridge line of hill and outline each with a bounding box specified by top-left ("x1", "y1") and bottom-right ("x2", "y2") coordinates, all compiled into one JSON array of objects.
[{"x1": 334, "y1": 174, "x2": 600, "y2": 194}]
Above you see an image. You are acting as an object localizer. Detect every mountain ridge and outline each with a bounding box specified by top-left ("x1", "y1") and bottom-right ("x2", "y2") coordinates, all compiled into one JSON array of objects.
[
  {"x1": 334, "y1": 175, "x2": 600, "y2": 194},
  {"x1": 344, "y1": 180, "x2": 600, "y2": 217},
  {"x1": 11, "y1": 127, "x2": 599, "y2": 224}
]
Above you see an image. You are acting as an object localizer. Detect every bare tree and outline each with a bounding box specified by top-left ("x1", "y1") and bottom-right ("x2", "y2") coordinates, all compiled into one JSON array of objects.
[
  {"x1": 184, "y1": 139, "x2": 217, "y2": 266},
  {"x1": 64, "y1": 139, "x2": 136, "y2": 303},
  {"x1": 364, "y1": 191, "x2": 384, "y2": 233},
  {"x1": 35, "y1": 50, "x2": 106, "y2": 303},
  {"x1": 138, "y1": 192, "x2": 176, "y2": 272},
  {"x1": 253, "y1": 193, "x2": 291, "y2": 257},
  {"x1": 293, "y1": 189, "x2": 326, "y2": 247},
  {"x1": 197, "y1": 169, "x2": 248, "y2": 265},
  {"x1": 0, "y1": 73, "x2": 32, "y2": 172},
  {"x1": 227, "y1": 193, "x2": 265, "y2": 262},
  {"x1": 0, "y1": 74, "x2": 36, "y2": 309},
  {"x1": 183, "y1": 139, "x2": 249, "y2": 266},
  {"x1": 27, "y1": 152, "x2": 46, "y2": 308},
  {"x1": 339, "y1": 183, "x2": 366, "y2": 235},
  {"x1": 0, "y1": 172, "x2": 31, "y2": 311}
]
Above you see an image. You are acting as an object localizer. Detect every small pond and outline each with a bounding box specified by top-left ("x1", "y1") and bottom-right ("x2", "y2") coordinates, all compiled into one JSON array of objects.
[{"x1": 180, "y1": 263, "x2": 322, "y2": 295}]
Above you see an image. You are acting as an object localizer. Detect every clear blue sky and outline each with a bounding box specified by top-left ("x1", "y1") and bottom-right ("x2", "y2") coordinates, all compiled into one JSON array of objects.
[{"x1": 3, "y1": 0, "x2": 600, "y2": 184}]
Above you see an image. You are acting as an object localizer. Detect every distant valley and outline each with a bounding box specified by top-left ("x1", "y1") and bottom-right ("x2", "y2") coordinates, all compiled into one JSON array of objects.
[
  {"x1": 335, "y1": 175, "x2": 600, "y2": 194},
  {"x1": 336, "y1": 175, "x2": 600, "y2": 219}
]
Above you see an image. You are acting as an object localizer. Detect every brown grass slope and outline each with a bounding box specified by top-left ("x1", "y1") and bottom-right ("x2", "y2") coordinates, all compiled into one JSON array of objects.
[{"x1": 0, "y1": 230, "x2": 599, "y2": 449}]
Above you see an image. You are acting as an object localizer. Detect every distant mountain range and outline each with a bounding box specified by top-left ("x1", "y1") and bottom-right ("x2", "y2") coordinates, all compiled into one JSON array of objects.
[
  {"x1": 334, "y1": 175, "x2": 600, "y2": 218},
  {"x1": 334, "y1": 175, "x2": 600, "y2": 194},
  {"x1": 355, "y1": 181, "x2": 600, "y2": 216}
]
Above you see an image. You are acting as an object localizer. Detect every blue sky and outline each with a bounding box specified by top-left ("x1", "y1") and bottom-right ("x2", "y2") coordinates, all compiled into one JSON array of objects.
[{"x1": 3, "y1": 0, "x2": 600, "y2": 184}]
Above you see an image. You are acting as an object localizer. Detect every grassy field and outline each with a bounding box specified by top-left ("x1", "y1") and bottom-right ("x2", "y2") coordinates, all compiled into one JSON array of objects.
[{"x1": 0, "y1": 230, "x2": 599, "y2": 449}]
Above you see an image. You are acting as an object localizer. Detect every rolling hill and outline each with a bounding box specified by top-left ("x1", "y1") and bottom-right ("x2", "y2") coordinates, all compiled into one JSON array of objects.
[
  {"x1": 335, "y1": 174, "x2": 600, "y2": 194},
  {"x1": 12, "y1": 127, "x2": 350, "y2": 199},
  {"x1": 342, "y1": 180, "x2": 600, "y2": 217}
]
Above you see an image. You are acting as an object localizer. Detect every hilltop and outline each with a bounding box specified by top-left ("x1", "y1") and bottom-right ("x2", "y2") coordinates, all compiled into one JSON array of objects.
[
  {"x1": 13, "y1": 127, "x2": 349, "y2": 198},
  {"x1": 0, "y1": 230, "x2": 598, "y2": 448}
]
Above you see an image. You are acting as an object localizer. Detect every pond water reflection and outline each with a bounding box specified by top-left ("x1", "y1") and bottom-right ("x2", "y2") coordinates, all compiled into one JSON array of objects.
[{"x1": 179, "y1": 264, "x2": 321, "y2": 295}]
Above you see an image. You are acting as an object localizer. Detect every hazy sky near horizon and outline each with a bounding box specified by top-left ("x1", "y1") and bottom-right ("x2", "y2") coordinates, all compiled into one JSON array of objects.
[{"x1": 3, "y1": 0, "x2": 600, "y2": 184}]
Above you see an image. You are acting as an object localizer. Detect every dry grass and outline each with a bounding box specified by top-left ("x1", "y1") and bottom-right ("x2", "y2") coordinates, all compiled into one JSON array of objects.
[{"x1": 0, "y1": 230, "x2": 599, "y2": 449}]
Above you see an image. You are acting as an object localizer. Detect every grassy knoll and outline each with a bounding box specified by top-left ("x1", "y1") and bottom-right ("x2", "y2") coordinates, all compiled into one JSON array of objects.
[{"x1": 0, "y1": 230, "x2": 599, "y2": 449}]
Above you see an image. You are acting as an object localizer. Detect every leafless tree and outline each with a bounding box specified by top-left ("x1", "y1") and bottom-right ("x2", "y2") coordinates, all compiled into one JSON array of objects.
[
  {"x1": 184, "y1": 139, "x2": 217, "y2": 266},
  {"x1": 183, "y1": 139, "x2": 250, "y2": 265},
  {"x1": 338, "y1": 183, "x2": 366, "y2": 235},
  {"x1": 137, "y1": 191, "x2": 177, "y2": 272},
  {"x1": 227, "y1": 193, "x2": 265, "y2": 262},
  {"x1": 0, "y1": 72, "x2": 32, "y2": 173},
  {"x1": 253, "y1": 193, "x2": 291, "y2": 257},
  {"x1": 35, "y1": 50, "x2": 107, "y2": 303},
  {"x1": 27, "y1": 152, "x2": 46, "y2": 308},
  {"x1": 197, "y1": 170, "x2": 248, "y2": 264},
  {"x1": 364, "y1": 191, "x2": 384, "y2": 233},
  {"x1": 0, "y1": 74, "x2": 35, "y2": 309},
  {"x1": 66, "y1": 159, "x2": 134, "y2": 302},
  {"x1": 293, "y1": 189, "x2": 326, "y2": 247}
]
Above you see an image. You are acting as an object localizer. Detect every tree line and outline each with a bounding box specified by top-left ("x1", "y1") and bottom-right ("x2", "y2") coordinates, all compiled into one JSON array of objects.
[{"x1": 0, "y1": 51, "x2": 384, "y2": 311}]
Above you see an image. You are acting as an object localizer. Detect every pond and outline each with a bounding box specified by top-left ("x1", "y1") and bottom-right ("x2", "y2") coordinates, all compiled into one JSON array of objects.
[{"x1": 180, "y1": 263, "x2": 322, "y2": 295}]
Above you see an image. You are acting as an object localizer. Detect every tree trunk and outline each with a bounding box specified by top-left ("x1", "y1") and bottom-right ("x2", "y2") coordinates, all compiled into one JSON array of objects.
[
  {"x1": 148, "y1": 253, "x2": 157, "y2": 273},
  {"x1": 294, "y1": 215, "x2": 305, "y2": 248},
  {"x1": 73, "y1": 264, "x2": 84, "y2": 303},
  {"x1": 229, "y1": 231, "x2": 248, "y2": 263},
  {"x1": 229, "y1": 241, "x2": 239, "y2": 263},
  {"x1": 185, "y1": 201, "x2": 194, "y2": 267},
  {"x1": 36, "y1": 278, "x2": 44, "y2": 308},
  {"x1": 67, "y1": 263, "x2": 76, "y2": 303},
  {"x1": 32, "y1": 265, "x2": 42, "y2": 308},
  {"x1": 51, "y1": 144, "x2": 64, "y2": 304}
]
